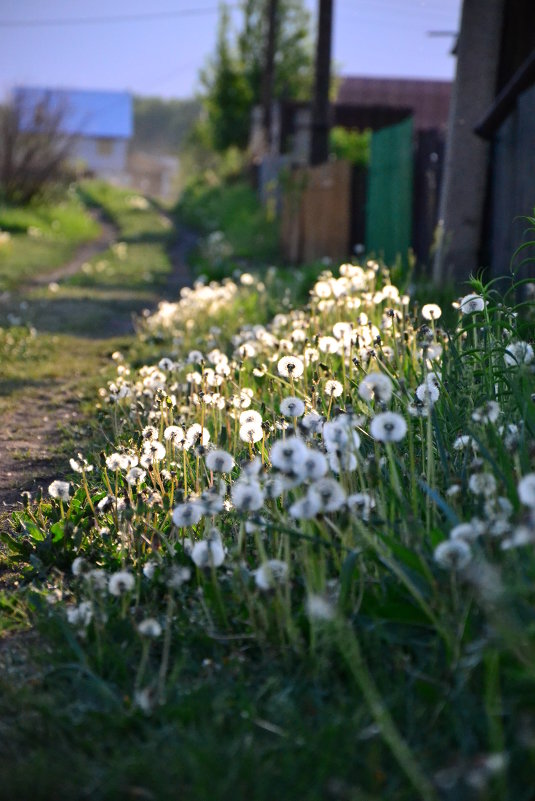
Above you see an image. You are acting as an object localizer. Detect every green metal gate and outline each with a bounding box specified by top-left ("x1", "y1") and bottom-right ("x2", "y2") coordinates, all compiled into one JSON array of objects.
[{"x1": 366, "y1": 117, "x2": 413, "y2": 266}]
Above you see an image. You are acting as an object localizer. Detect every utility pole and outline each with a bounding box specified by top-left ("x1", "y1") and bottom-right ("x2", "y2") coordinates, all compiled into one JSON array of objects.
[
  {"x1": 310, "y1": 0, "x2": 333, "y2": 165},
  {"x1": 261, "y1": 0, "x2": 279, "y2": 151}
]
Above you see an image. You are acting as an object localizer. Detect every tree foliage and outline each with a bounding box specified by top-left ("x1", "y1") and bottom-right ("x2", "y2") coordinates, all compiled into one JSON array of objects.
[
  {"x1": 133, "y1": 97, "x2": 201, "y2": 155},
  {"x1": 199, "y1": 0, "x2": 313, "y2": 152}
]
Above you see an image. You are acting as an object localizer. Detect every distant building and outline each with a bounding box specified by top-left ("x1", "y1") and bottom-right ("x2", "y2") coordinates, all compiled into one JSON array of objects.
[
  {"x1": 13, "y1": 87, "x2": 133, "y2": 179},
  {"x1": 335, "y1": 76, "x2": 451, "y2": 133}
]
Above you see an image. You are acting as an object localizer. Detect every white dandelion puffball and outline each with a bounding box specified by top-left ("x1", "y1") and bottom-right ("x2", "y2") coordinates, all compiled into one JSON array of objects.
[
  {"x1": 421, "y1": 303, "x2": 442, "y2": 321},
  {"x1": 518, "y1": 473, "x2": 535, "y2": 508},
  {"x1": 277, "y1": 355, "x2": 304, "y2": 378},
  {"x1": 205, "y1": 449, "x2": 235, "y2": 473},
  {"x1": 459, "y1": 293, "x2": 486, "y2": 314},
  {"x1": 48, "y1": 480, "x2": 71, "y2": 501},
  {"x1": 369, "y1": 411, "x2": 407, "y2": 442},
  {"x1": 190, "y1": 536, "x2": 226, "y2": 569},
  {"x1": 270, "y1": 436, "x2": 308, "y2": 473},
  {"x1": 472, "y1": 401, "x2": 500, "y2": 424},
  {"x1": 254, "y1": 559, "x2": 289, "y2": 591},
  {"x1": 358, "y1": 372, "x2": 393, "y2": 404},
  {"x1": 239, "y1": 409, "x2": 263, "y2": 427},
  {"x1": 172, "y1": 501, "x2": 204, "y2": 528},
  {"x1": 126, "y1": 467, "x2": 146, "y2": 486},
  {"x1": 239, "y1": 422, "x2": 264, "y2": 444},
  {"x1": 306, "y1": 594, "x2": 335, "y2": 622},
  {"x1": 434, "y1": 540, "x2": 472, "y2": 570},
  {"x1": 324, "y1": 380, "x2": 344, "y2": 398},
  {"x1": 468, "y1": 472, "x2": 497, "y2": 497},
  {"x1": 137, "y1": 618, "x2": 162, "y2": 637},
  {"x1": 308, "y1": 477, "x2": 346, "y2": 512},
  {"x1": 280, "y1": 396, "x2": 306, "y2": 418},
  {"x1": 231, "y1": 479, "x2": 265, "y2": 512},
  {"x1": 289, "y1": 494, "x2": 322, "y2": 520},
  {"x1": 164, "y1": 425, "x2": 186, "y2": 446},
  {"x1": 299, "y1": 449, "x2": 328, "y2": 481},
  {"x1": 504, "y1": 341, "x2": 534, "y2": 366},
  {"x1": 108, "y1": 570, "x2": 135, "y2": 596},
  {"x1": 415, "y1": 382, "x2": 440, "y2": 405}
]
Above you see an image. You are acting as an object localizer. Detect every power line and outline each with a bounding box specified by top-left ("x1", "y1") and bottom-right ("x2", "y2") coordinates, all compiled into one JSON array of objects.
[{"x1": 0, "y1": 5, "x2": 239, "y2": 29}]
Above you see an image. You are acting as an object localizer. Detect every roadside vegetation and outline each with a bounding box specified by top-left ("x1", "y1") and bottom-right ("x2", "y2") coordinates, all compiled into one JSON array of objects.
[
  {"x1": 0, "y1": 189, "x2": 100, "y2": 291},
  {"x1": 2, "y1": 175, "x2": 535, "y2": 799},
  {"x1": 0, "y1": 181, "x2": 178, "y2": 512}
]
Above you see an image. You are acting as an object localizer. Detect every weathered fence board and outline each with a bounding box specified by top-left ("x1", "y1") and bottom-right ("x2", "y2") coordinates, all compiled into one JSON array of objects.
[{"x1": 280, "y1": 161, "x2": 352, "y2": 264}]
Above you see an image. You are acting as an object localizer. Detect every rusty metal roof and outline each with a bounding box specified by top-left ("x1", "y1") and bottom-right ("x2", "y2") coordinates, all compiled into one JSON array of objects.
[{"x1": 336, "y1": 76, "x2": 451, "y2": 131}]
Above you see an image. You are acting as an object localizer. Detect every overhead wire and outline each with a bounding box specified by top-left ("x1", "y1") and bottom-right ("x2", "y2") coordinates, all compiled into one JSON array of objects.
[{"x1": 0, "y1": 5, "x2": 239, "y2": 28}]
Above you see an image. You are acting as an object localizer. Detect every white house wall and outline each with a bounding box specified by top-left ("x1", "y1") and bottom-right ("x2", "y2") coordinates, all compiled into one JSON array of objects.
[{"x1": 70, "y1": 137, "x2": 128, "y2": 176}]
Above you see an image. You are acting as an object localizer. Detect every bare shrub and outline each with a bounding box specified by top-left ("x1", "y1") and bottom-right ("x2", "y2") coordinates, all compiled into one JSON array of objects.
[{"x1": 0, "y1": 92, "x2": 75, "y2": 204}]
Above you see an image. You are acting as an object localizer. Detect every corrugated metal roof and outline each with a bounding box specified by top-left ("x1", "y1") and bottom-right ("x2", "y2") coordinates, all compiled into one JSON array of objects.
[
  {"x1": 13, "y1": 87, "x2": 133, "y2": 139},
  {"x1": 336, "y1": 77, "x2": 451, "y2": 131}
]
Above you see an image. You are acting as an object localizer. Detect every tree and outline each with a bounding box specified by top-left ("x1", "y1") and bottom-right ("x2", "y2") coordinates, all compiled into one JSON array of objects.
[
  {"x1": 133, "y1": 97, "x2": 201, "y2": 155},
  {"x1": 199, "y1": 0, "x2": 313, "y2": 152}
]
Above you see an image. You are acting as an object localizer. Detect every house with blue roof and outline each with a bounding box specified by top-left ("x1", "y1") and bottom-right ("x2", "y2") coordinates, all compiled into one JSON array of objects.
[{"x1": 13, "y1": 87, "x2": 133, "y2": 179}]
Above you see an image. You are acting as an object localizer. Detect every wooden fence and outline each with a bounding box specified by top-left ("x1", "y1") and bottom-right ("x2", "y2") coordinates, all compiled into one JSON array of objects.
[
  {"x1": 279, "y1": 125, "x2": 445, "y2": 269},
  {"x1": 280, "y1": 160, "x2": 352, "y2": 264}
]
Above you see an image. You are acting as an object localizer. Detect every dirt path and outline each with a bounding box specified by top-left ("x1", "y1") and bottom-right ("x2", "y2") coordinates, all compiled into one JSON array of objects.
[
  {"x1": 0, "y1": 217, "x2": 195, "y2": 520},
  {"x1": 30, "y1": 213, "x2": 117, "y2": 287}
]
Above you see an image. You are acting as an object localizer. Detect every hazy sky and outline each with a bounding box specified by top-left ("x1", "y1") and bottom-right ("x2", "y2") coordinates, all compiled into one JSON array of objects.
[{"x1": 0, "y1": 1, "x2": 462, "y2": 100}]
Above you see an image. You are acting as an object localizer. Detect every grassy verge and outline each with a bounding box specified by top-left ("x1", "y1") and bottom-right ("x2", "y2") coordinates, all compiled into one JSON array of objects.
[
  {"x1": 0, "y1": 181, "x2": 177, "y2": 510},
  {"x1": 176, "y1": 176, "x2": 330, "y2": 314},
  {"x1": 2, "y1": 229, "x2": 535, "y2": 801},
  {"x1": 0, "y1": 189, "x2": 100, "y2": 291}
]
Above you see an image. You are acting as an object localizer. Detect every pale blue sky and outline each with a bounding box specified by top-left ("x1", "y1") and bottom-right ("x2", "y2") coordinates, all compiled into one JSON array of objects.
[{"x1": 0, "y1": 1, "x2": 462, "y2": 100}]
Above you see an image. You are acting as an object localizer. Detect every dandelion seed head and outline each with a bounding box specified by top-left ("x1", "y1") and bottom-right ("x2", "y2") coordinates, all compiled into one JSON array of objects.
[
  {"x1": 324, "y1": 379, "x2": 344, "y2": 398},
  {"x1": 254, "y1": 559, "x2": 289, "y2": 590},
  {"x1": 459, "y1": 293, "x2": 486, "y2": 314},
  {"x1": 308, "y1": 477, "x2": 346, "y2": 512},
  {"x1": 450, "y1": 522, "x2": 481, "y2": 542},
  {"x1": 205, "y1": 449, "x2": 235, "y2": 473},
  {"x1": 126, "y1": 467, "x2": 146, "y2": 486},
  {"x1": 415, "y1": 382, "x2": 440, "y2": 405},
  {"x1": 277, "y1": 355, "x2": 304, "y2": 378},
  {"x1": 504, "y1": 341, "x2": 534, "y2": 366},
  {"x1": 48, "y1": 480, "x2": 70, "y2": 501},
  {"x1": 172, "y1": 501, "x2": 204, "y2": 528},
  {"x1": 434, "y1": 539, "x2": 472, "y2": 570},
  {"x1": 190, "y1": 536, "x2": 226, "y2": 568},
  {"x1": 289, "y1": 494, "x2": 322, "y2": 520},
  {"x1": 167, "y1": 565, "x2": 192, "y2": 588},
  {"x1": 306, "y1": 593, "x2": 335, "y2": 621},
  {"x1": 468, "y1": 472, "x2": 497, "y2": 497},
  {"x1": 518, "y1": 473, "x2": 535, "y2": 508},
  {"x1": 138, "y1": 618, "x2": 162, "y2": 637},
  {"x1": 358, "y1": 372, "x2": 393, "y2": 404},
  {"x1": 369, "y1": 411, "x2": 407, "y2": 443},
  {"x1": 270, "y1": 436, "x2": 308, "y2": 473},
  {"x1": 421, "y1": 303, "x2": 442, "y2": 321},
  {"x1": 472, "y1": 401, "x2": 500, "y2": 424},
  {"x1": 231, "y1": 479, "x2": 265, "y2": 512},
  {"x1": 164, "y1": 425, "x2": 185, "y2": 446},
  {"x1": 66, "y1": 601, "x2": 93, "y2": 628},
  {"x1": 108, "y1": 570, "x2": 135, "y2": 596},
  {"x1": 280, "y1": 396, "x2": 306, "y2": 418}
]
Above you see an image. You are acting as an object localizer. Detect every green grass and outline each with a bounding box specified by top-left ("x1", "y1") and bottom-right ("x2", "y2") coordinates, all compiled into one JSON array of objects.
[
  {"x1": 0, "y1": 191, "x2": 100, "y2": 291},
  {"x1": 177, "y1": 178, "x2": 279, "y2": 280}
]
